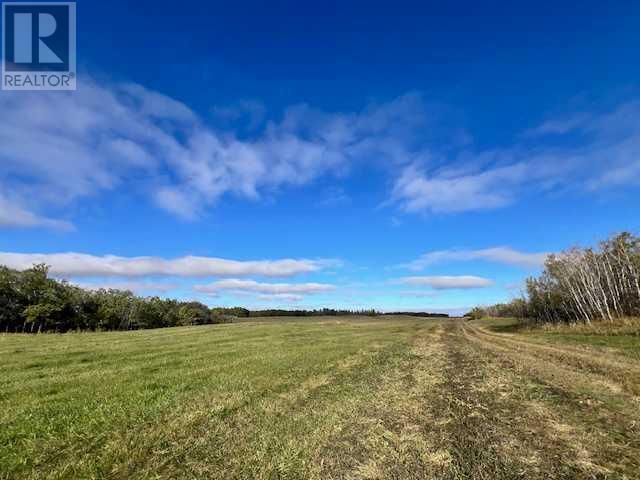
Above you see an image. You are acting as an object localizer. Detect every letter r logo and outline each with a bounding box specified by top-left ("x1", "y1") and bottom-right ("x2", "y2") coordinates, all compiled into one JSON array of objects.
[
  {"x1": 3, "y1": 2, "x2": 75, "y2": 72},
  {"x1": 14, "y1": 12, "x2": 63, "y2": 64}
]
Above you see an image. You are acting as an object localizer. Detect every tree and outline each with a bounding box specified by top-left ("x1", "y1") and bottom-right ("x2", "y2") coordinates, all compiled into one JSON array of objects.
[
  {"x1": 177, "y1": 302, "x2": 211, "y2": 326},
  {"x1": 465, "y1": 307, "x2": 487, "y2": 320}
]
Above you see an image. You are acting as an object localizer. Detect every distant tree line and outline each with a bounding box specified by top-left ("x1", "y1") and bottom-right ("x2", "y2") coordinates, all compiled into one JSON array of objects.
[
  {"x1": 381, "y1": 312, "x2": 449, "y2": 318},
  {"x1": 467, "y1": 232, "x2": 640, "y2": 324},
  {"x1": 2, "y1": 265, "x2": 445, "y2": 333},
  {"x1": 244, "y1": 309, "x2": 448, "y2": 318},
  {"x1": 464, "y1": 301, "x2": 528, "y2": 321},
  {"x1": 244, "y1": 308, "x2": 380, "y2": 317},
  {"x1": 0, "y1": 264, "x2": 229, "y2": 333}
]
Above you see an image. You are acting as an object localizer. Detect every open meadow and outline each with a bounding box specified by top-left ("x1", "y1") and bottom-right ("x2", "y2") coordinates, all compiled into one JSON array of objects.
[
  {"x1": 1, "y1": 316, "x2": 639, "y2": 479},
  {"x1": 3, "y1": 2, "x2": 640, "y2": 478}
]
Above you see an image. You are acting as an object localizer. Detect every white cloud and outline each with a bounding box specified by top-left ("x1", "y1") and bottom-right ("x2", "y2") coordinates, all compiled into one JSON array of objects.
[
  {"x1": 391, "y1": 163, "x2": 525, "y2": 213},
  {"x1": 396, "y1": 276, "x2": 494, "y2": 290},
  {"x1": 390, "y1": 157, "x2": 574, "y2": 214},
  {"x1": 194, "y1": 278, "x2": 336, "y2": 295},
  {"x1": 2, "y1": 77, "x2": 639, "y2": 224},
  {"x1": 0, "y1": 252, "x2": 335, "y2": 278},
  {"x1": 0, "y1": 80, "x2": 428, "y2": 223},
  {"x1": 154, "y1": 187, "x2": 201, "y2": 221},
  {"x1": 391, "y1": 100, "x2": 640, "y2": 214},
  {"x1": 317, "y1": 186, "x2": 351, "y2": 207},
  {"x1": 403, "y1": 246, "x2": 548, "y2": 270},
  {"x1": 72, "y1": 280, "x2": 180, "y2": 294},
  {"x1": 0, "y1": 193, "x2": 73, "y2": 230},
  {"x1": 524, "y1": 113, "x2": 592, "y2": 136},
  {"x1": 257, "y1": 293, "x2": 305, "y2": 303}
]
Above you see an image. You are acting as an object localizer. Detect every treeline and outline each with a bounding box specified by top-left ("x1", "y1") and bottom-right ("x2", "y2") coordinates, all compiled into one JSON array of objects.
[
  {"x1": 468, "y1": 232, "x2": 640, "y2": 324},
  {"x1": 382, "y1": 312, "x2": 449, "y2": 318},
  {"x1": 465, "y1": 300, "x2": 528, "y2": 321},
  {"x1": 0, "y1": 264, "x2": 229, "y2": 333},
  {"x1": 244, "y1": 308, "x2": 380, "y2": 317},
  {"x1": 243, "y1": 309, "x2": 448, "y2": 318},
  {"x1": 0, "y1": 265, "x2": 379, "y2": 333}
]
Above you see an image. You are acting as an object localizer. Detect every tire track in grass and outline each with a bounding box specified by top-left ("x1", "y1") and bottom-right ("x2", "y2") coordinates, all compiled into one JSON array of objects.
[
  {"x1": 464, "y1": 324, "x2": 640, "y2": 414},
  {"x1": 7, "y1": 318, "x2": 638, "y2": 479},
  {"x1": 99, "y1": 331, "x2": 420, "y2": 479},
  {"x1": 433, "y1": 322, "x2": 540, "y2": 479},
  {"x1": 468, "y1": 324, "x2": 640, "y2": 396},
  {"x1": 316, "y1": 320, "x2": 610, "y2": 479},
  {"x1": 313, "y1": 323, "x2": 449, "y2": 479},
  {"x1": 438, "y1": 321, "x2": 622, "y2": 479},
  {"x1": 463, "y1": 322, "x2": 640, "y2": 477}
]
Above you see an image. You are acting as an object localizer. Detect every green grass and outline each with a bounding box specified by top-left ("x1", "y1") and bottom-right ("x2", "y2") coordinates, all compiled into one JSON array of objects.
[
  {"x1": 2, "y1": 316, "x2": 639, "y2": 479},
  {"x1": 0, "y1": 316, "x2": 435, "y2": 479},
  {"x1": 536, "y1": 333, "x2": 640, "y2": 360},
  {"x1": 469, "y1": 316, "x2": 522, "y2": 333},
  {"x1": 477, "y1": 316, "x2": 640, "y2": 360}
]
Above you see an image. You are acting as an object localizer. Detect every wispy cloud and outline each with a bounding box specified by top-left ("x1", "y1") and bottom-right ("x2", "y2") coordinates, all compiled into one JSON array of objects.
[
  {"x1": 317, "y1": 186, "x2": 351, "y2": 207},
  {"x1": 72, "y1": 280, "x2": 180, "y2": 294},
  {"x1": 0, "y1": 252, "x2": 336, "y2": 278},
  {"x1": 391, "y1": 163, "x2": 527, "y2": 213},
  {"x1": 0, "y1": 80, "x2": 427, "y2": 224},
  {"x1": 0, "y1": 193, "x2": 73, "y2": 231},
  {"x1": 390, "y1": 100, "x2": 640, "y2": 214},
  {"x1": 395, "y1": 276, "x2": 494, "y2": 290},
  {"x1": 402, "y1": 247, "x2": 548, "y2": 270},
  {"x1": 523, "y1": 113, "x2": 593, "y2": 136},
  {"x1": 256, "y1": 293, "x2": 305, "y2": 303},
  {"x1": 2, "y1": 76, "x2": 638, "y2": 226},
  {"x1": 194, "y1": 278, "x2": 336, "y2": 304},
  {"x1": 194, "y1": 279, "x2": 336, "y2": 295}
]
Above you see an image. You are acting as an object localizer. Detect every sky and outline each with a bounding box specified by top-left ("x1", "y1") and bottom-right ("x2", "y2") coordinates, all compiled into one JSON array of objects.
[{"x1": 1, "y1": 0, "x2": 640, "y2": 315}]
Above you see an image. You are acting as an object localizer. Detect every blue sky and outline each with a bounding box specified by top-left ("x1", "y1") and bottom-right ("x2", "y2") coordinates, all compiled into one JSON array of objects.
[{"x1": 1, "y1": 0, "x2": 639, "y2": 314}]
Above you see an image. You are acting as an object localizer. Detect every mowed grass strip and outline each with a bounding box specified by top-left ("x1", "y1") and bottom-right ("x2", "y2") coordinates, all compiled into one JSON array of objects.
[
  {"x1": 0, "y1": 316, "x2": 433, "y2": 479},
  {"x1": 464, "y1": 319, "x2": 640, "y2": 478},
  {"x1": 3, "y1": 316, "x2": 640, "y2": 479},
  {"x1": 476, "y1": 316, "x2": 640, "y2": 361}
]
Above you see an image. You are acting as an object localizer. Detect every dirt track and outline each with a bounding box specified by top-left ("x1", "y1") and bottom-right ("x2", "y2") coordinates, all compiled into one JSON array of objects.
[
  {"x1": 323, "y1": 320, "x2": 640, "y2": 479},
  {"x1": 430, "y1": 322, "x2": 640, "y2": 478}
]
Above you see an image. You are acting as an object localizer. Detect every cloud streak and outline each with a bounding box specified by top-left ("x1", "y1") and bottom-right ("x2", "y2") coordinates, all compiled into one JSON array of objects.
[
  {"x1": 194, "y1": 279, "x2": 336, "y2": 295},
  {"x1": 391, "y1": 164, "x2": 528, "y2": 214},
  {"x1": 0, "y1": 80, "x2": 427, "y2": 224},
  {"x1": 0, "y1": 193, "x2": 73, "y2": 231},
  {"x1": 391, "y1": 100, "x2": 640, "y2": 214},
  {"x1": 395, "y1": 276, "x2": 494, "y2": 290},
  {"x1": 0, "y1": 252, "x2": 336, "y2": 278},
  {"x1": 402, "y1": 247, "x2": 548, "y2": 270},
  {"x1": 256, "y1": 294, "x2": 305, "y2": 303},
  {"x1": 2, "y1": 76, "x2": 639, "y2": 226}
]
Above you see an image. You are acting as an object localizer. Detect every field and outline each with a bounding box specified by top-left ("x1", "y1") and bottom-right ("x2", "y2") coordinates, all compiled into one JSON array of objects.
[{"x1": 1, "y1": 316, "x2": 639, "y2": 479}]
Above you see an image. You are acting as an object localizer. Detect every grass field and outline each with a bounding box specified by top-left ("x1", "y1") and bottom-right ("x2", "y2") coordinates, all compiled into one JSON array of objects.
[{"x1": 1, "y1": 316, "x2": 639, "y2": 479}]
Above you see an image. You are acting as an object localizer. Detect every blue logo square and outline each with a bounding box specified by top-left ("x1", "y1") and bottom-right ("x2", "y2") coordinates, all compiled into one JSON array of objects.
[
  {"x1": 2, "y1": 2, "x2": 76, "y2": 90},
  {"x1": 3, "y1": 3, "x2": 71, "y2": 72}
]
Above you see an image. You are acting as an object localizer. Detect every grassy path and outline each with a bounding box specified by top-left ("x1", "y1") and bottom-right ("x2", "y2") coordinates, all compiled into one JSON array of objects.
[{"x1": 1, "y1": 317, "x2": 639, "y2": 479}]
